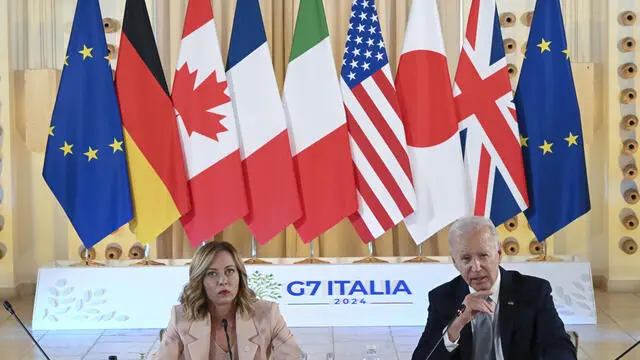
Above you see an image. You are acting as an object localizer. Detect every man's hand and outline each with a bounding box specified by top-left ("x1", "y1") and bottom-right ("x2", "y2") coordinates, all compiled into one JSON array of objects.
[{"x1": 447, "y1": 290, "x2": 494, "y2": 342}]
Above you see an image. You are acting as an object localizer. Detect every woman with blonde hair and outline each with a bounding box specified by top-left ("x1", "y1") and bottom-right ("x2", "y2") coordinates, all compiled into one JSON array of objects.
[{"x1": 157, "y1": 241, "x2": 302, "y2": 360}]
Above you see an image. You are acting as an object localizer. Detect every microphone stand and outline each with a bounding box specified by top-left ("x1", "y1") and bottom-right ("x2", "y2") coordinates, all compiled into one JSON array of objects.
[
  {"x1": 222, "y1": 318, "x2": 234, "y2": 360},
  {"x1": 615, "y1": 339, "x2": 640, "y2": 359},
  {"x1": 425, "y1": 304, "x2": 466, "y2": 360},
  {"x1": 3, "y1": 301, "x2": 52, "y2": 360}
]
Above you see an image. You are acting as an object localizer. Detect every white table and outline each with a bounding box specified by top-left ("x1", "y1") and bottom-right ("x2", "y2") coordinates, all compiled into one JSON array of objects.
[{"x1": 32, "y1": 256, "x2": 596, "y2": 330}]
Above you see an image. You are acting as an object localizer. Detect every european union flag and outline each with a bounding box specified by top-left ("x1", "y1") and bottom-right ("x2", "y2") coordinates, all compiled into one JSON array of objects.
[
  {"x1": 43, "y1": 0, "x2": 133, "y2": 249},
  {"x1": 514, "y1": 0, "x2": 590, "y2": 241}
]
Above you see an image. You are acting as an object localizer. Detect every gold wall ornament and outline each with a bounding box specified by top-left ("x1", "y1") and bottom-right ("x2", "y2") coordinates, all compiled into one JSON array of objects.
[
  {"x1": 624, "y1": 188, "x2": 640, "y2": 204},
  {"x1": 621, "y1": 88, "x2": 637, "y2": 104},
  {"x1": 103, "y1": 17, "x2": 121, "y2": 33},
  {"x1": 106, "y1": 44, "x2": 118, "y2": 60},
  {"x1": 130, "y1": 243, "x2": 165, "y2": 266},
  {"x1": 504, "y1": 216, "x2": 519, "y2": 232},
  {"x1": 622, "y1": 214, "x2": 639, "y2": 230},
  {"x1": 503, "y1": 39, "x2": 517, "y2": 54},
  {"x1": 619, "y1": 63, "x2": 638, "y2": 79},
  {"x1": 0, "y1": 242, "x2": 5, "y2": 260},
  {"x1": 622, "y1": 139, "x2": 638, "y2": 154},
  {"x1": 621, "y1": 37, "x2": 636, "y2": 52},
  {"x1": 620, "y1": 11, "x2": 637, "y2": 26},
  {"x1": 502, "y1": 237, "x2": 520, "y2": 255},
  {"x1": 105, "y1": 243, "x2": 123, "y2": 260},
  {"x1": 499, "y1": 12, "x2": 516, "y2": 27},
  {"x1": 522, "y1": 11, "x2": 534, "y2": 27},
  {"x1": 622, "y1": 114, "x2": 638, "y2": 130},
  {"x1": 507, "y1": 64, "x2": 518, "y2": 78},
  {"x1": 71, "y1": 245, "x2": 104, "y2": 267},
  {"x1": 79, "y1": 246, "x2": 96, "y2": 260},
  {"x1": 623, "y1": 164, "x2": 638, "y2": 180},
  {"x1": 621, "y1": 238, "x2": 638, "y2": 255},
  {"x1": 128, "y1": 244, "x2": 145, "y2": 260},
  {"x1": 529, "y1": 240, "x2": 543, "y2": 255}
]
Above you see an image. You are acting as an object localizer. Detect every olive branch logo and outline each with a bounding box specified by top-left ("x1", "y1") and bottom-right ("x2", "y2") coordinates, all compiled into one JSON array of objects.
[
  {"x1": 42, "y1": 278, "x2": 129, "y2": 323},
  {"x1": 248, "y1": 271, "x2": 282, "y2": 301}
]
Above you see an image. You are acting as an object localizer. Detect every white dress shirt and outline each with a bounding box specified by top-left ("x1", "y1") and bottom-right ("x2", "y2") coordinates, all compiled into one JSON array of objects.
[{"x1": 443, "y1": 271, "x2": 505, "y2": 360}]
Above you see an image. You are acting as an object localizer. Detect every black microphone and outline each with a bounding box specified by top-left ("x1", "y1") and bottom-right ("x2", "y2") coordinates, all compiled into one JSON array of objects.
[
  {"x1": 3, "y1": 300, "x2": 52, "y2": 360},
  {"x1": 222, "y1": 318, "x2": 234, "y2": 360},
  {"x1": 615, "y1": 339, "x2": 640, "y2": 359},
  {"x1": 425, "y1": 304, "x2": 466, "y2": 360}
]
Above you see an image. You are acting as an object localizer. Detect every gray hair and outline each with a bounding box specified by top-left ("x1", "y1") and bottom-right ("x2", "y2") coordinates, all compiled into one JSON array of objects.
[{"x1": 448, "y1": 216, "x2": 500, "y2": 252}]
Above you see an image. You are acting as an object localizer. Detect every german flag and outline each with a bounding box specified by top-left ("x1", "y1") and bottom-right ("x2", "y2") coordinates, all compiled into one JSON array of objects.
[{"x1": 114, "y1": 0, "x2": 191, "y2": 243}]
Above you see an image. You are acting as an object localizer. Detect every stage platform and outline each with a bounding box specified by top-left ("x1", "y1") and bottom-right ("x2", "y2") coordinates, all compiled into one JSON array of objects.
[{"x1": 31, "y1": 256, "x2": 596, "y2": 330}]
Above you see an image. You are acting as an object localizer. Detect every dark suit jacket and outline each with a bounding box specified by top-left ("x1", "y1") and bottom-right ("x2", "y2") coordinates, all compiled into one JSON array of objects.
[{"x1": 411, "y1": 267, "x2": 576, "y2": 360}]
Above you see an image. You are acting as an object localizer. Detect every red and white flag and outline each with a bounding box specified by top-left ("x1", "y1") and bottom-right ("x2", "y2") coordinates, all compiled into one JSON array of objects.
[
  {"x1": 172, "y1": 0, "x2": 248, "y2": 245},
  {"x1": 340, "y1": 0, "x2": 416, "y2": 242},
  {"x1": 226, "y1": 0, "x2": 302, "y2": 244},
  {"x1": 395, "y1": 0, "x2": 471, "y2": 244}
]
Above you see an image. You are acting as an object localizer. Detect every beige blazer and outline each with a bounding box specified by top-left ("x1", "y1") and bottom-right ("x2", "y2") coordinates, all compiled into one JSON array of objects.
[{"x1": 157, "y1": 300, "x2": 302, "y2": 360}]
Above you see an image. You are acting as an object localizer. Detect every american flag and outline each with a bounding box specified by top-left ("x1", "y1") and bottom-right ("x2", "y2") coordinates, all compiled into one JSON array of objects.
[
  {"x1": 340, "y1": 0, "x2": 416, "y2": 242},
  {"x1": 454, "y1": 0, "x2": 529, "y2": 226}
]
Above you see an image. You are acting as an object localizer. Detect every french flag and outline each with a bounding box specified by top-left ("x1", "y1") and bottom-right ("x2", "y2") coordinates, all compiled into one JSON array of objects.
[{"x1": 226, "y1": 0, "x2": 302, "y2": 244}]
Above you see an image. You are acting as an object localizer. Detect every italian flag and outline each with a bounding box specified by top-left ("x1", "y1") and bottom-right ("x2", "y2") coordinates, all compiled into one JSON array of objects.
[{"x1": 283, "y1": 0, "x2": 357, "y2": 242}]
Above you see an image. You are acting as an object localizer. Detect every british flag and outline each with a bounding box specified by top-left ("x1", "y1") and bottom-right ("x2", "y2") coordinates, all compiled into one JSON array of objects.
[
  {"x1": 340, "y1": 0, "x2": 416, "y2": 242},
  {"x1": 454, "y1": 0, "x2": 529, "y2": 226}
]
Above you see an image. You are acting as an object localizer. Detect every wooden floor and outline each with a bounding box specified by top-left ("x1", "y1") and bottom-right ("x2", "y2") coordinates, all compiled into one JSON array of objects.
[{"x1": 1, "y1": 290, "x2": 639, "y2": 359}]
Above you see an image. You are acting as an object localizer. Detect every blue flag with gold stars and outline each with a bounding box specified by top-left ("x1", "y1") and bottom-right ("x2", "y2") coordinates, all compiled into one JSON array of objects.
[
  {"x1": 514, "y1": 0, "x2": 590, "y2": 241},
  {"x1": 43, "y1": 0, "x2": 133, "y2": 249}
]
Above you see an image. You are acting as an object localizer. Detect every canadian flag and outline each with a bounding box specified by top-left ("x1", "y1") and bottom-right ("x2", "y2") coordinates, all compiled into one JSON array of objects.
[
  {"x1": 172, "y1": 0, "x2": 248, "y2": 245},
  {"x1": 395, "y1": 0, "x2": 471, "y2": 244}
]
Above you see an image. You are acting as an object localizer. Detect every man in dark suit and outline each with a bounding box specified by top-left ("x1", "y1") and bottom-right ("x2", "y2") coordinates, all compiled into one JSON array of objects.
[{"x1": 412, "y1": 216, "x2": 576, "y2": 360}]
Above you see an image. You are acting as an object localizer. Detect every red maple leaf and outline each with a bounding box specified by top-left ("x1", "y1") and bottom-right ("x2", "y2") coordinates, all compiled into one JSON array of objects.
[{"x1": 172, "y1": 64, "x2": 231, "y2": 141}]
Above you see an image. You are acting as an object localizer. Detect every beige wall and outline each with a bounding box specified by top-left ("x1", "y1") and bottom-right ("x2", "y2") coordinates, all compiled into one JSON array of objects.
[
  {"x1": 0, "y1": 0, "x2": 636, "y2": 295},
  {"x1": 0, "y1": 0, "x2": 16, "y2": 293}
]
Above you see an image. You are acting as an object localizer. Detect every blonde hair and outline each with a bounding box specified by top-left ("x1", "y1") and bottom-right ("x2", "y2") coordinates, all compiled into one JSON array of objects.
[{"x1": 180, "y1": 241, "x2": 256, "y2": 322}]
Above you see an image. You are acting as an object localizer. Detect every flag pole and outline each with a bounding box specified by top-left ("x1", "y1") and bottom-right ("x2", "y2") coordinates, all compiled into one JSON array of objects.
[
  {"x1": 404, "y1": 242, "x2": 439, "y2": 263},
  {"x1": 133, "y1": 243, "x2": 165, "y2": 266},
  {"x1": 295, "y1": 239, "x2": 329, "y2": 264},
  {"x1": 70, "y1": 247, "x2": 104, "y2": 267},
  {"x1": 244, "y1": 236, "x2": 271, "y2": 264},
  {"x1": 354, "y1": 240, "x2": 387, "y2": 263}
]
